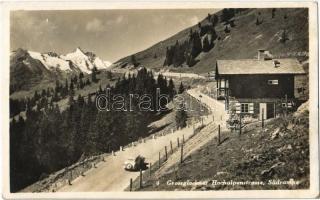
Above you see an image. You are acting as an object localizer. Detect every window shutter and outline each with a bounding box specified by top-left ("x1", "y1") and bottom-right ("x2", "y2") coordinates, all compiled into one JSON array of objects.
[
  {"x1": 235, "y1": 103, "x2": 241, "y2": 113},
  {"x1": 248, "y1": 103, "x2": 254, "y2": 114}
]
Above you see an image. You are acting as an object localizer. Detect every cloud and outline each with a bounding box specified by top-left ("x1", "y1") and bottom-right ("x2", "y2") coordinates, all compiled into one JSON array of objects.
[
  {"x1": 105, "y1": 15, "x2": 125, "y2": 25},
  {"x1": 85, "y1": 18, "x2": 105, "y2": 32},
  {"x1": 85, "y1": 16, "x2": 124, "y2": 33}
]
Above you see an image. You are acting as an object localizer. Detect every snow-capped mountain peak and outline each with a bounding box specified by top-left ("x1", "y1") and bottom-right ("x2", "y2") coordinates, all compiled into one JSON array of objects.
[
  {"x1": 61, "y1": 48, "x2": 94, "y2": 74},
  {"x1": 24, "y1": 47, "x2": 111, "y2": 74}
]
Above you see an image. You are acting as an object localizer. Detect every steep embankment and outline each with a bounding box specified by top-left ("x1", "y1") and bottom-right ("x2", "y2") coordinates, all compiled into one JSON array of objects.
[{"x1": 116, "y1": 8, "x2": 308, "y2": 74}]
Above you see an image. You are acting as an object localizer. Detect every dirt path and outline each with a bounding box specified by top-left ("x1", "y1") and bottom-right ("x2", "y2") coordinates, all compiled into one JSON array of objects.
[{"x1": 58, "y1": 87, "x2": 227, "y2": 192}]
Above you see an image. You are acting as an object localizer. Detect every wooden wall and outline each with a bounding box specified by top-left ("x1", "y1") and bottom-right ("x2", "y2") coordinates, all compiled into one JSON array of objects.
[{"x1": 226, "y1": 74, "x2": 294, "y2": 99}]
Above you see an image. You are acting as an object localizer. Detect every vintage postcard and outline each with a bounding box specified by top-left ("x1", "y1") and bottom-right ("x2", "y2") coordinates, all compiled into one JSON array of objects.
[{"x1": 1, "y1": 1, "x2": 319, "y2": 199}]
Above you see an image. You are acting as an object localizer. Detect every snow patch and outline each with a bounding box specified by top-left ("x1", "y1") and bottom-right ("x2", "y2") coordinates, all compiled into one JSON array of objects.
[
  {"x1": 27, "y1": 48, "x2": 111, "y2": 74},
  {"x1": 28, "y1": 51, "x2": 71, "y2": 71},
  {"x1": 104, "y1": 60, "x2": 112, "y2": 68}
]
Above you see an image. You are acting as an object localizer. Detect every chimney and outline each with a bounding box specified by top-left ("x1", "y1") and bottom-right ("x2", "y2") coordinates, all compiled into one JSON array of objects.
[{"x1": 257, "y1": 49, "x2": 266, "y2": 60}]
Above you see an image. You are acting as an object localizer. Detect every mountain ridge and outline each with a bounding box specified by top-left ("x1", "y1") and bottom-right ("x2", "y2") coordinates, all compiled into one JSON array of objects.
[
  {"x1": 10, "y1": 47, "x2": 112, "y2": 92},
  {"x1": 115, "y1": 8, "x2": 308, "y2": 74}
]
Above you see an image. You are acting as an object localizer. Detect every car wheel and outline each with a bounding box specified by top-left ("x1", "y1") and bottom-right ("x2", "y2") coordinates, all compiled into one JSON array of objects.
[{"x1": 126, "y1": 164, "x2": 133, "y2": 170}]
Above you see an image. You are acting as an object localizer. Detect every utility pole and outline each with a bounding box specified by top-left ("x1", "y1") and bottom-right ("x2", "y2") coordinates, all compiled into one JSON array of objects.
[
  {"x1": 139, "y1": 169, "x2": 143, "y2": 189},
  {"x1": 285, "y1": 94, "x2": 288, "y2": 117},
  {"x1": 180, "y1": 144, "x2": 184, "y2": 163},
  {"x1": 239, "y1": 113, "x2": 242, "y2": 135},
  {"x1": 165, "y1": 146, "x2": 168, "y2": 161},
  {"x1": 262, "y1": 108, "x2": 264, "y2": 128},
  {"x1": 218, "y1": 124, "x2": 221, "y2": 145},
  {"x1": 158, "y1": 152, "x2": 161, "y2": 169}
]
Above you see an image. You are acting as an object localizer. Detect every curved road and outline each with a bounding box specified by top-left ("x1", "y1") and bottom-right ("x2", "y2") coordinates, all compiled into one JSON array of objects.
[{"x1": 58, "y1": 88, "x2": 227, "y2": 192}]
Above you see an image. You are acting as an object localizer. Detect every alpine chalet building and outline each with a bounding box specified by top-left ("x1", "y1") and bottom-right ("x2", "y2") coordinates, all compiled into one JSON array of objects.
[{"x1": 215, "y1": 50, "x2": 307, "y2": 120}]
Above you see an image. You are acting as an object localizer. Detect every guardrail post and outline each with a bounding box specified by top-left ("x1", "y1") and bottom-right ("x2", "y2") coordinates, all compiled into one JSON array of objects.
[
  {"x1": 130, "y1": 178, "x2": 133, "y2": 191},
  {"x1": 81, "y1": 162, "x2": 85, "y2": 176},
  {"x1": 68, "y1": 169, "x2": 72, "y2": 185}
]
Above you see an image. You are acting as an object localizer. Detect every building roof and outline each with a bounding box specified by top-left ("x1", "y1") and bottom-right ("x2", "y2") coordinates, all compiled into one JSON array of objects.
[{"x1": 216, "y1": 58, "x2": 306, "y2": 75}]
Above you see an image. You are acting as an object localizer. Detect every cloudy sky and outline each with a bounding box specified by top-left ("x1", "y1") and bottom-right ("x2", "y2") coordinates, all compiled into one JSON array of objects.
[{"x1": 10, "y1": 9, "x2": 215, "y2": 62}]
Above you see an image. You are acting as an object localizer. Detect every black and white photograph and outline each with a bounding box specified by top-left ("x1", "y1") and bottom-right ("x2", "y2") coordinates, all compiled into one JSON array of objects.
[{"x1": 1, "y1": 1, "x2": 319, "y2": 199}]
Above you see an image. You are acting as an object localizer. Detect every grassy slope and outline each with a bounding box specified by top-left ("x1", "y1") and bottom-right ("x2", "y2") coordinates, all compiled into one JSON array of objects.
[
  {"x1": 133, "y1": 102, "x2": 309, "y2": 191},
  {"x1": 117, "y1": 8, "x2": 308, "y2": 74}
]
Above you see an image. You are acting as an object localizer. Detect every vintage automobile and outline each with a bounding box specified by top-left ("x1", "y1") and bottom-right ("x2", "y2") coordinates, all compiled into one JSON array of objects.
[{"x1": 124, "y1": 155, "x2": 148, "y2": 171}]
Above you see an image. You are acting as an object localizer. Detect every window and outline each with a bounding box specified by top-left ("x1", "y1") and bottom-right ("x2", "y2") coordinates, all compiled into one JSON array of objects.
[
  {"x1": 236, "y1": 103, "x2": 254, "y2": 114},
  {"x1": 268, "y1": 80, "x2": 278, "y2": 85},
  {"x1": 241, "y1": 103, "x2": 249, "y2": 113}
]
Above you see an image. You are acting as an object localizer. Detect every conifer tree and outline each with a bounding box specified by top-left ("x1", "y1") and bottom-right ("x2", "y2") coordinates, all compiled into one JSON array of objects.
[
  {"x1": 91, "y1": 68, "x2": 97, "y2": 83},
  {"x1": 168, "y1": 78, "x2": 176, "y2": 100},
  {"x1": 280, "y1": 29, "x2": 288, "y2": 43},
  {"x1": 202, "y1": 36, "x2": 211, "y2": 52},
  {"x1": 212, "y1": 14, "x2": 219, "y2": 25},
  {"x1": 272, "y1": 8, "x2": 276, "y2": 18},
  {"x1": 175, "y1": 103, "x2": 187, "y2": 129},
  {"x1": 64, "y1": 79, "x2": 69, "y2": 95},
  {"x1": 131, "y1": 55, "x2": 139, "y2": 67},
  {"x1": 178, "y1": 82, "x2": 185, "y2": 94},
  {"x1": 106, "y1": 71, "x2": 113, "y2": 80}
]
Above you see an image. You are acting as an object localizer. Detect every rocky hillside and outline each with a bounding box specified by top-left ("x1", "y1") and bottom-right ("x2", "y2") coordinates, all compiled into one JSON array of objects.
[
  {"x1": 131, "y1": 101, "x2": 310, "y2": 191},
  {"x1": 116, "y1": 8, "x2": 308, "y2": 74},
  {"x1": 10, "y1": 48, "x2": 111, "y2": 93}
]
